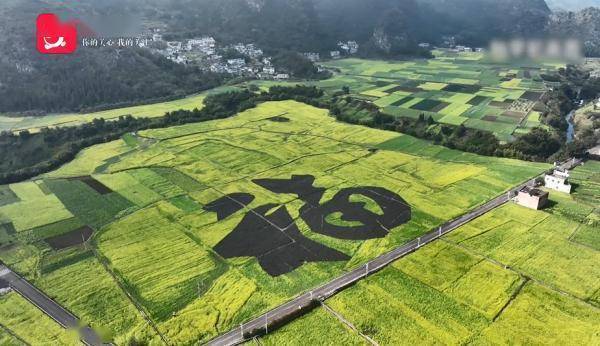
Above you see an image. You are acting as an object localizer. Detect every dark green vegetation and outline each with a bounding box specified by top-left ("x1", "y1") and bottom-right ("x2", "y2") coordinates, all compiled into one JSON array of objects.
[
  {"x1": 548, "y1": 7, "x2": 600, "y2": 56},
  {"x1": 3, "y1": 71, "x2": 597, "y2": 185},
  {"x1": 323, "y1": 55, "x2": 600, "y2": 160},
  {"x1": 0, "y1": 86, "x2": 324, "y2": 184},
  {"x1": 2, "y1": 0, "x2": 589, "y2": 114},
  {"x1": 540, "y1": 66, "x2": 600, "y2": 159},
  {"x1": 165, "y1": 0, "x2": 550, "y2": 56},
  {"x1": 333, "y1": 96, "x2": 564, "y2": 161},
  {"x1": 0, "y1": 2, "x2": 225, "y2": 115}
]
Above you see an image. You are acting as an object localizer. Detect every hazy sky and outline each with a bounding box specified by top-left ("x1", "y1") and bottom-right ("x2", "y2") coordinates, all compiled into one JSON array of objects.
[{"x1": 546, "y1": 0, "x2": 600, "y2": 11}]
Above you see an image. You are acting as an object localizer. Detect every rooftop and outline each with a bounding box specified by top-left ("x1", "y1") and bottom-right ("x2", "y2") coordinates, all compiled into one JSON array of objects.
[{"x1": 519, "y1": 186, "x2": 548, "y2": 198}]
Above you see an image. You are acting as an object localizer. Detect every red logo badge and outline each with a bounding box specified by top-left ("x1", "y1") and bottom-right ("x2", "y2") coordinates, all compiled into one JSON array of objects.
[{"x1": 36, "y1": 13, "x2": 77, "y2": 54}]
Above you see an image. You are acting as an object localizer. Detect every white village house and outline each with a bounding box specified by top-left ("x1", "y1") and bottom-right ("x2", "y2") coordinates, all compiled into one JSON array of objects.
[{"x1": 544, "y1": 167, "x2": 572, "y2": 194}]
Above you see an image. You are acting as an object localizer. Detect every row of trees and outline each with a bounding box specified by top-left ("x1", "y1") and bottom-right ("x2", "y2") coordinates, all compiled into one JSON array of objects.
[
  {"x1": 0, "y1": 86, "x2": 324, "y2": 184},
  {"x1": 329, "y1": 95, "x2": 565, "y2": 162},
  {"x1": 3, "y1": 80, "x2": 594, "y2": 184}
]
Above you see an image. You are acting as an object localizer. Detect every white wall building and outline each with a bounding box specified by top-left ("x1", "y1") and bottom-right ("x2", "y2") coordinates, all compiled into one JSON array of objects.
[{"x1": 544, "y1": 168, "x2": 572, "y2": 194}]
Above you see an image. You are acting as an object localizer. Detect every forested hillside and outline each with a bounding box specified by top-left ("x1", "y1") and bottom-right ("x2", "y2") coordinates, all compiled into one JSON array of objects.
[
  {"x1": 0, "y1": 1, "x2": 224, "y2": 114},
  {"x1": 0, "y1": 0, "x2": 594, "y2": 114}
]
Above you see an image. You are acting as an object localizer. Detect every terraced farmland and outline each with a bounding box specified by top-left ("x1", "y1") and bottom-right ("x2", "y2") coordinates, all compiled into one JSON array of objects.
[
  {"x1": 254, "y1": 161, "x2": 600, "y2": 345},
  {"x1": 321, "y1": 50, "x2": 560, "y2": 142},
  {"x1": 0, "y1": 100, "x2": 553, "y2": 344}
]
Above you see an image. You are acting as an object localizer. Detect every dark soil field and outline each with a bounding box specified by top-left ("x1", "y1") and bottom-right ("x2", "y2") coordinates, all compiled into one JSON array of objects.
[
  {"x1": 443, "y1": 84, "x2": 481, "y2": 94},
  {"x1": 520, "y1": 91, "x2": 543, "y2": 102},
  {"x1": 75, "y1": 176, "x2": 113, "y2": 195},
  {"x1": 213, "y1": 204, "x2": 349, "y2": 276},
  {"x1": 204, "y1": 193, "x2": 255, "y2": 220},
  {"x1": 489, "y1": 101, "x2": 512, "y2": 109},
  {"x1": 391, "y1": 97, "x2": 415, "y2": 107},
  {"x1": 211, "y1": 175, "x2": 411, "y2": 276},
  {"x1": 415, "y1": 100, "x2": 449, "y2": 112},
  {"x1": 468, "y1": 96, "x2": 490, "y2": 106},
  {"x1": 253, "y1": 175, "x2": 325, "y2": 207},
  {"x1": 269, "y1": 116, "x2": 290, "y2": 122},
  {"x1": 44, "y1": 226, "x2": 94, "y2": 250},
  {"x1": 300, "y1": 186, "x2": 412, "y2": 240},
  {"x1": 0, "y1": 278, "x2": 8, "y2": 289}
]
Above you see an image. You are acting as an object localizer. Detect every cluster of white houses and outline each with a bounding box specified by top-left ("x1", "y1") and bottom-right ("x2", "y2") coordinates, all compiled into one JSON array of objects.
[
  {"x1": 516, "y1": 166, "x2": 574, "y2": 210},
  {"x1": 147, "y1": 29, "x2": 286, "y2": 79},
  {"x1": 418, "y1": 40, "x2": 484, "y2": 53},
  {"x1": 302, "y1": 41, "x2": 360, "y2": 63},
  {"x1": 146, "y1": 28, "x2": 364, "y2": 79}
]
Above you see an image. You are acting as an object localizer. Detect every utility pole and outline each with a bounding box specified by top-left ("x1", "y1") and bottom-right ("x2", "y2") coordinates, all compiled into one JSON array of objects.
[
  {"x1": 265, "y1": 312, "x2": 268, "y2": 334},
  {"x1": 240, "y1": 323, "x2": 243, "y2": 339},
  {"x1": 417, "y1": 237, "x2": 421, "y2": 248},
  {"x1": 439, "y1": 227, "x2": 442, "y2": 237}
]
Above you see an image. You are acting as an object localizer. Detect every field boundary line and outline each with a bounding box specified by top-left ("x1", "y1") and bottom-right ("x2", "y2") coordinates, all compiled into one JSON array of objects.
[
  {"x1": 206, "y1": 158, "x2": 584, "y2": 346},
  {"x1": 320, "y1": 302, "x2": 379, "y2": 346},
  {"x1": 89, "y1": 248, "x2": 171, "y2": 345},
  {"x1": 439, "y1": 237, "x2": 599, "y2": 310},
  {"x1": 0, "y1": 322, "x2": 30, "y2": 346},
  {"x1": 492, "y1": 277, "x2": 529, "y2": 322}
]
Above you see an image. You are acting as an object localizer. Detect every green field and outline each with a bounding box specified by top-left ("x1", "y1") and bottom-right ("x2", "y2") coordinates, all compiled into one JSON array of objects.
[
  {"x1": 0, "y1": 292, "x2": 80, "y2": 345},
  {"x1": 1, "y1": 51, "x2": 560, "y2": 145},
  {"x1": 0, "y1": 85, "x2": 239, "y2": 133},
  {"x1": 321, "y1": 50, "x2": 561, "y2": 142},
  {"x1": 0, "y1": 100, "x2": 555, "y2": 344},
  {"x1": 260, "y1": 162, "x2": 600, "y2": 345}
]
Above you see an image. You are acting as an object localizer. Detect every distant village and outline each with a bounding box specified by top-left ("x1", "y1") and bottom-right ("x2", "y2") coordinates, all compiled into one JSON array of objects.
[
  {"x1": 141, "y1": 27, "x2": 492, "y2": 81},
  {"x1": 145, "y1": 28, "x2": 360, "y2": 80}
]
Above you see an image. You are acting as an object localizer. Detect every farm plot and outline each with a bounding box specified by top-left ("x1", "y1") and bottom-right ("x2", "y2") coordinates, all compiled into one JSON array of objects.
[
  {"x1": 444, "y1": 163, "x2": 600, "y2": 300},
  {"x1": 0, "y1": 181, "x2": 73, "y2": 232},
  {"x1": 96, "y1": 203, "x2": 224, "y2": 321},
  {"x1": 322, "y1": 51, "x2": 560, "y2": 141},
  {"x1": 36, "y1": 249, "x2": 148, "y2": 344},
  {"x1": 0, "y1": 101, "x2": 551, "y2": 344},
  {"x1": 261, "y1": 163, "x2": 599, "y2": 344},
  {"x1": 0, "y1": 292, "x2": 80, "y2": 345}
]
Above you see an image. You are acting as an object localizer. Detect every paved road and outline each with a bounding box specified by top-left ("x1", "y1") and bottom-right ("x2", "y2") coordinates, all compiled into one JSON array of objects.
[
  {"x1": 207, "y1": 158, "x2": 584, "y2": 346},
  {"x1": 0, "y1": 266, "x2": 107, "y2": 346}
]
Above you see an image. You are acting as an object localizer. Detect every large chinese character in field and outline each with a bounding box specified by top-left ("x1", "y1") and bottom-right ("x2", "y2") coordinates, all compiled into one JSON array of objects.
[{"x1": 204, "y1": 175, "x2": 411, "y2": 276}]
